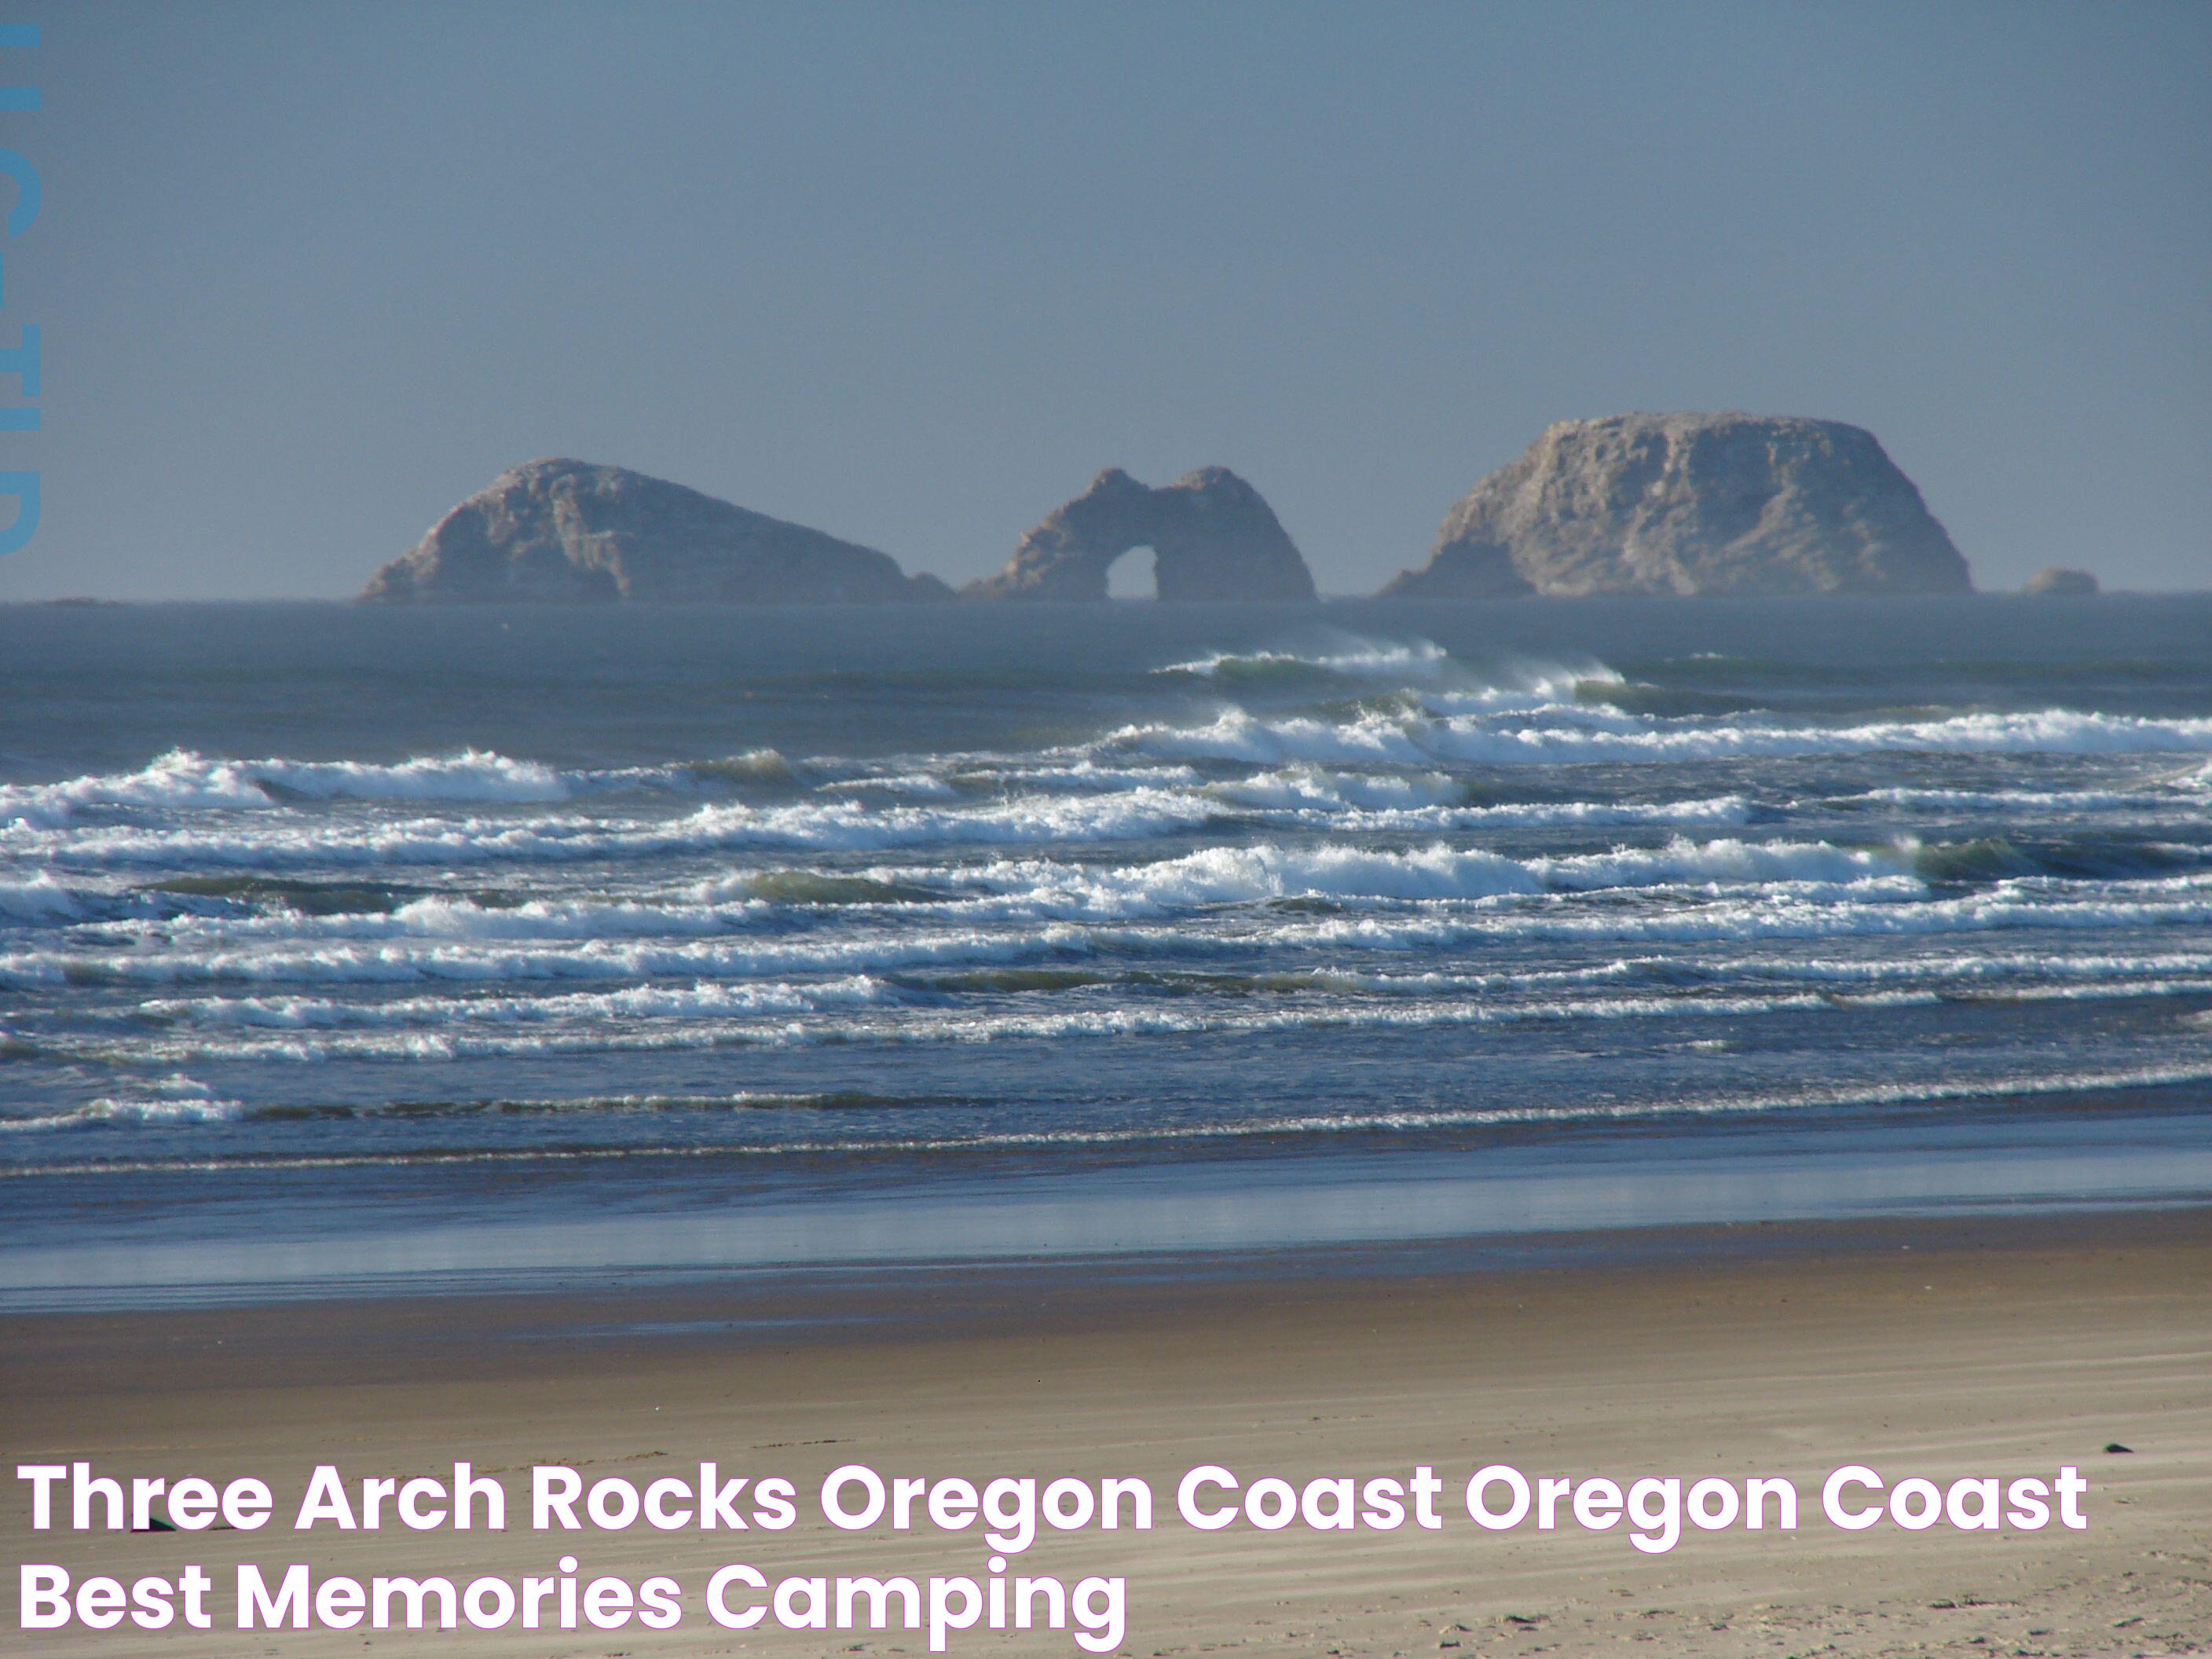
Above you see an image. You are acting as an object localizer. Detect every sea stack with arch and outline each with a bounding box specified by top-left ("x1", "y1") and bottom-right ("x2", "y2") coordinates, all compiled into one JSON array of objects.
[{"x1": 965, "y1": 467, "x2": 1317, "y2": 602}]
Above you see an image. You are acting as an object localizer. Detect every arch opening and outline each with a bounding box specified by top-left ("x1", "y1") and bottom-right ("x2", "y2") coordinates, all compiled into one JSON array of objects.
[{"x1": 1104, "y1": 545, "x2": 1157, "y2": 599}]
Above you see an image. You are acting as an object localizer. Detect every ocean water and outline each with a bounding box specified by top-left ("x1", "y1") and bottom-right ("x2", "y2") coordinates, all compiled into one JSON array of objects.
[{"x1": 4, "y1": 596, "x2": 2211, "y2": 1306}]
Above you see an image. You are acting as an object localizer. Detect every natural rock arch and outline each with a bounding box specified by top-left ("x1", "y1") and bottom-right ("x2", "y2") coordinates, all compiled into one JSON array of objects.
[
  {"x1": 965, "y1": 467, "x2": 1317, "y2": 602},
  {"x1": 1104, "y1": 542, "x2": 1160, "y2": 599}
]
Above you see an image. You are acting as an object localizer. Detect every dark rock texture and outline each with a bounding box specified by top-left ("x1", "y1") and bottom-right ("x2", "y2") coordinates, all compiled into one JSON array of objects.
[
  {"x1": 1385, "y1": 413, "x2": 1972, "y2": 599},
  {"x1": 2022, "y1": 566, "x2": 2100, "y2": 597},
  {"x1": 361, "y1": 459, "x2": 947, "y2": 604},
  {"x1": 966, "y1": 467, "x2": 1317, "y2": 602}
]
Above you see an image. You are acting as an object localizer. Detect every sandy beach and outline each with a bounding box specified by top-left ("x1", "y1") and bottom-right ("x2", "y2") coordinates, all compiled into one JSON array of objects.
[
  {"x1": 5, "y1": 1210, "x2": 2207, "y2": 1657},
  {"x1": 13, "y1": 5, "x2": 2212, "y2": 1655}
]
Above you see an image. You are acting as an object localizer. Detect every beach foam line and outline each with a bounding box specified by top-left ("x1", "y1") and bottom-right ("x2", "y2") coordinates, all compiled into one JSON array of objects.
[
  {"x1": 92, "y1": 947, "x2": 2212, "y2": 1040},
  {"x1": 13, "y1": 1060, "x2": 2212, "y2": 1174},
  {"x1": 0, "y1": 1071, "x2": 244, "y2": 1132},
  {"x1": 137, "y1": 972, "x2": 892, "y2": 1031},
  {"x1": 64, "y1": 988, "x2": 1862, "y2": 1064},
  {"x1": 0, "y1": 1097, "x2": 249, "y2": 1132},
  {"x1": 0, "y1": 924, "x2": 1101, "y2": 990},
  {"x1": 0, "y1": 1086, "x2": 980, "y2": 1133},
  {"x1": 1276, "y1": 887, "x2": 2212, "y2": 950},
  {"x1": 134, "y1": 892, "x2": 780, "y2": 946},
  {"x1": 130, "y1": 959, "x2": 1654, "y2": 1032},
  {"x1": 9, "y1": 870, "x2": 2212, "y2": 991},
  {"x1": 84, "y1": 967, "x2": 2212, "y2": 1068},
  {"x1": 1668, "y1": 947, "x2": 2212, "y2": 987}
]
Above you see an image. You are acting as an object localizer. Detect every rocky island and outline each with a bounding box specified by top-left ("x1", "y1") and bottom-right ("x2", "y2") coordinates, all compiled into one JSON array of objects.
[
  {"x1": 360, "y1": 459, "x2": 949, "y2": 604},
  {"x1": 2021, "y1": 566, "x2": 2100, "y2": 597},
  {"x1": 1384, "y1": 413, "x2": 1972, "y2": 599},
  {"x1": 965, "y1": 467, "x2": 1317, "y2": 602}
]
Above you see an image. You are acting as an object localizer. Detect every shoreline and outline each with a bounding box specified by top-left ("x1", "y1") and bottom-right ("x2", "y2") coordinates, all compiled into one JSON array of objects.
[
  {"x1": 5, "y1": 1206, "x2": 2207, "y2": 1655},
  {"x1": 5, "y1": 1202, "x2": 2211, "y2": 1368},
  {"x1": 13, "y1": 1092, "x2": 2212, "y2": 1315}
]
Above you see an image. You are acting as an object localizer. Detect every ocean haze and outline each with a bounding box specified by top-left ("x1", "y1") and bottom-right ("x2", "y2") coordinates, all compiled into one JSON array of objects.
[{"x1": 0, "y1": 2, "x2": 2206, "y2": 599}]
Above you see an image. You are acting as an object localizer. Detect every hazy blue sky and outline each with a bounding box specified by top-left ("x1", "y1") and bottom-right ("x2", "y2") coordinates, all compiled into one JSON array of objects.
[{"x1": 0, "y1": 0, "x2": 2206, "y2": 599}]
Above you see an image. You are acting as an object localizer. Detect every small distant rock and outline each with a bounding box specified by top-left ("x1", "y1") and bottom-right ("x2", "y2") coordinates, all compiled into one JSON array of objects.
[
  {"x1": 2022, "y1": 566, "x2": 2100, "y2": 598},
  {"x1": 361, "y1": 458, "x2": 946, "y2": 605},
  {"x1": 2104, "y1": 1441, "x2": 2133, "y2": 1454},
  {"x1": 1385, "y1": 412, "x2": 1972, "y2": 599},
  {"x1": 965, "y1": 467, "x2": 1317, "y2": 602}
]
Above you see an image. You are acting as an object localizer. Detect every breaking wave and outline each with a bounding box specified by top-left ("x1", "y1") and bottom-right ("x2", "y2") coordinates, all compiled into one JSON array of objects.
[
  {"x1": 10, "y1": 618, "x2": 2212, "y2": 1207},
  {"x1": 0, "y1": 748, "x2": 575, "y2": 826},
  {"x1": 0, "y1": 873, "x2": 90, "y2": 923},
  {"x1": 1156, "y1": 636, "x2": 1459, "y2": 683},
  {"x1": 1104, "y1": 704, "x2": 2212, "y2": 768}
]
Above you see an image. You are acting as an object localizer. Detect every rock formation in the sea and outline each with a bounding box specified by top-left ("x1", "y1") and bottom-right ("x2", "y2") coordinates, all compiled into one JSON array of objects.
[
  {"x1": 2020, "y1": 566, "x2": 2099, "y2": 598},
  {"x1": 965, "y1": 467, "x2": 1317, "y2": 602},
  {"x1": 1383, "y1": 413, "x2": 1972, "y2": 599},
  {"x1": 360, "y1": 459, "x2": 950, "y2": 603}
]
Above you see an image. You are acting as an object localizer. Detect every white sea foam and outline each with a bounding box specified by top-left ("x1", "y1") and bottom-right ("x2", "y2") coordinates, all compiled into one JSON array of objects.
[
  {"x1": 148, "y1": 893, "x2": 774, "y2": 947},
  {"x1": 1675, "y1": 948, "x2": 2212, "y2": 988},
  {"x1": 0, "y1": 748, "x2": 578, "y2": 826},
  {"x1": 7, "y1": 780, "x2": 1779, "y2": 877},
  {"x1": 80, "y1": 968, "x2": 2212, "y2": 1070},
  {"x1": 0, "y1": 1097, "x2": 249, "y2": 1131},
  {"x1": 14, "y1": 830, "x2": 2205, "y2": 990},
  {"x1": 6, "y1": 785, "x2": 1229, "y2": 871},
  {"x1": 1209, "y1": 767, "x2": 1752, "y2": 826},
  {"x1": 1320, "y1": 796, "x2": 1757, "y2": 831},
  {"x1": 978, "y1": 760, "x2": 1206, "y2": 793},
  {"x1": 142, "y1": 972, "x2": 891, "y2": 1030},
  {"x1": 1209, "y1": 765, "x2": 1467, "y2": 811},
  {"x1": 1156, "y1": 636, "x2": 1458, "y2": 680},
  {"x1": 0, "y1": 925, "x2": 1101, "y2": 990},
  {"x1": 19, "y1": 1055, "x2": 2212, "y2": 1166},
  {"x1": 936, "y1": 837, "x2": 1917, "y2": 917},
  {"x1": 0, "y1": 1072, "x2": 243, "y2": 1132},
  {"x1": 67, "y1": 946, "x2": 2212, "y2": 1061},
  {"x1": 86, "y1": 987, "x2": 1865, "y2": 1065},
  {"x1": 817, "y1": 772, "x2": 959, "y2": 798},
  {"x1": 1104, "y1": 705, "x2": 2212, "y2": 768}
]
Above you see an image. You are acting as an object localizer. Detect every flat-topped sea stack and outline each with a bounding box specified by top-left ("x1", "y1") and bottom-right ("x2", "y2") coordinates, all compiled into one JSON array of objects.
[
  {"x1": 361, "y1": 459, "x2": 949, "y2": 603},
  {"x1": 966, "y1": 467, "x2": 1317, "y2": 602},
  {"x1": 1385, "y1": 413, "x2": 1972, "y2": 599}
]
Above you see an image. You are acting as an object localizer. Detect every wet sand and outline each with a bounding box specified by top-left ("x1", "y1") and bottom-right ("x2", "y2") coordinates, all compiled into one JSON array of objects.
[{"x1": 4, "y1": 1210, "x2": 2209, "y2": 1657}]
